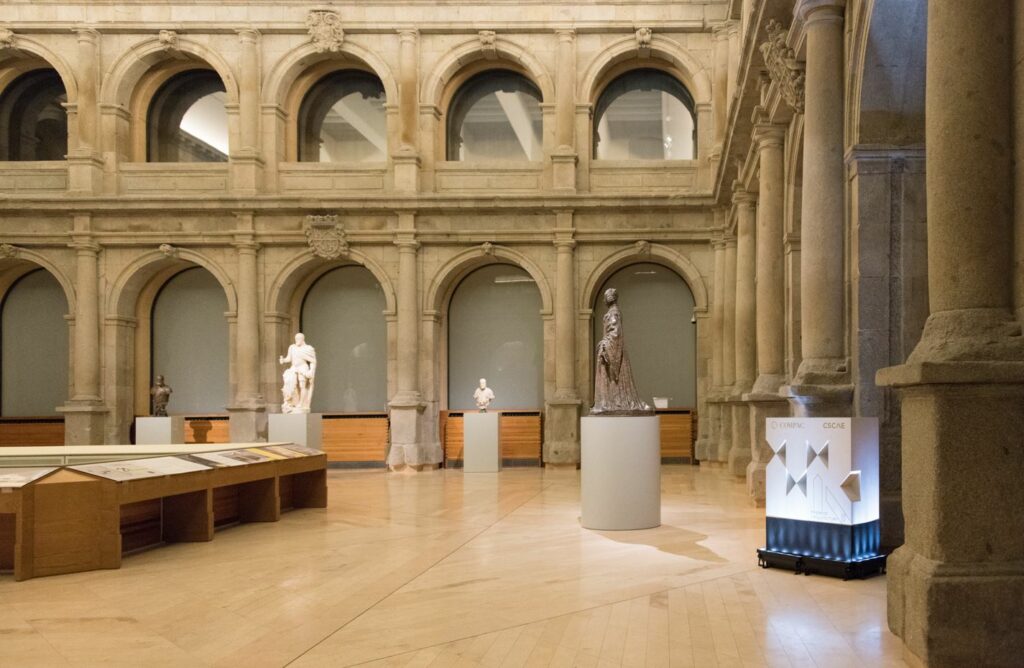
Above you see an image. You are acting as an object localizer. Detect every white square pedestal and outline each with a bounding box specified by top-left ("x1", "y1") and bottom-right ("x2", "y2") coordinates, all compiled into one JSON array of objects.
[
  {"x1": 463, "y1": 412, "x2": 501, "y2": 472},
  {"x1": 136, "y1": 416, "x2": 185, "y2": 445},
  {"x1": 581, "y1": 415, "x2": 661, "y2": 530},
  {"x1": 268, "y1": 413, "x2": 323, "y2": 450}
]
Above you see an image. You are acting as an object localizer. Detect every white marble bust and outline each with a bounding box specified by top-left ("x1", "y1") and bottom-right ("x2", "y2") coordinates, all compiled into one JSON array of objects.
[
  {"x1": 279, "y1": 333, "x2": 317, "y2": 413},
  {"x1": 473, "y1": 378, "x2": 495, "y2": 412}
]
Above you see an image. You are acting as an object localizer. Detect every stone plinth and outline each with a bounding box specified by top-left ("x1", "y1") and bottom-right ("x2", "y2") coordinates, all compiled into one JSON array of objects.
[
  {"x1": 136, "y1": 416, "x2": 185, "y2": 445},
  {"x1": 268, "y1": 413, "x2": 323, "y2": 450}
]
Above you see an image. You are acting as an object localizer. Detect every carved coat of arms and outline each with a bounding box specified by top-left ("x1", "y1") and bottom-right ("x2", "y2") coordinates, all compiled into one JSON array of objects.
[
  {"x1": 305, "y1": 214, "x2": 349, "y2": 260},
  {"x1": 307, "y1": 10, "x2": 345, "y2": 53}
]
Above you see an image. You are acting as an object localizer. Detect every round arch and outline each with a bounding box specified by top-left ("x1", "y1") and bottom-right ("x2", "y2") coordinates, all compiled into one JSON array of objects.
[
  {"x1": 99, "y1": 36, "x2": 239, "y2": 110},
  {"x1": 107, "y1": 248, "x2": 236, "y2": 319},
  {"x1": 0, "y1": 251, "x2": 76, "y2": 314},
  {"x1": 425, "y1": 245, "x2": 553, "y2": 315},
  {"x1": 578, "y1": 35, "x2": 711, "y2": 106},
  {"x1": 422, "y1": 37, "x2": 555, "y2": 109},
  {"x1": 263, "y1": 41, "x2": 399, "y2": 111},
  {"x1": 266, "y1": 249, "x2": 397, "y2": 318},
  {"x1": 0, "y1": 36, "x2": 79, "y2": 104},
  {"x1": 580, "y1": 243, "x2": 708, "y2": 315}
]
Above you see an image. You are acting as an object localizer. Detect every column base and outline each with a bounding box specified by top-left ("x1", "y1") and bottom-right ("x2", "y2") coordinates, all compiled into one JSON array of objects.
[
  {"x1": 551, "y1": 149, "x2": 577, "y2": 192},
  {"x1": 57, "y1": 402, "x2": 108, "y2": 445},
  {"x1": 388, "y1": 395, "x2": 442, "y2": 469},
  {"x1": 392, "y1": 150, "x2": 421, "y2": 193},
  {"x1": 743, "y1": 396, "x2": 790, "y2": 506},
  {"x1": 693, "y1": 400, "x2": 718, "y2": 462},
  {"x1": 66, "y1": 149, "x2": 104, "y2": 194},
  {"x1": 227, "y1": 406, "x2": 267, "y2": 443},
  {"x1": 878, "y1": 361, "x2": 1024, "y2": 666},
  {"x1": 544, "y1": 398, "x2": 580, "y2": 464},
  {"x1": 727, "y1": 399, "x2": 751, "y2": 476},
  {"x1": 714, "y1": 399, "x2": 733, "y2": 463},
  {"x1": 782, "y1": 382, "x2": 853, "y2": 417}
]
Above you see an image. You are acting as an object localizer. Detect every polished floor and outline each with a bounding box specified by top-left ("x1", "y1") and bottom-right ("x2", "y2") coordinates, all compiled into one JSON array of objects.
[{"x1": 0, "y1": 465, "x2": 908, "y2": 667}]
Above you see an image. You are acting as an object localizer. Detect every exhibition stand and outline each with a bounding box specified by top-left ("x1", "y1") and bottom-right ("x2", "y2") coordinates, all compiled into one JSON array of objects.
[
  {"x1": 463, "y1": 412, "x2": 501, "y2": 472},
  {"x1": 269, "y1": 413, "x2": 323, "y2": 450},
  {"x1": 136, "y1": 416, "x2": 185, "y2": 445},
  {"x1": 580, "y1": 415, "x2": 661, "y2": 530},
  {"x1": 756, "y1": 417, "x2": 887, "y2": 579},
  {"x1": 0, "y1": 443, "x2": 327, "y2": 581}
]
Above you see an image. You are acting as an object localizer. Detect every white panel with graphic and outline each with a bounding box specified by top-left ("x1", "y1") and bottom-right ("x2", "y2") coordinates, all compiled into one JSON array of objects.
[{"x1": 765, "y1": 418, "x2": 879, "y2": 526}]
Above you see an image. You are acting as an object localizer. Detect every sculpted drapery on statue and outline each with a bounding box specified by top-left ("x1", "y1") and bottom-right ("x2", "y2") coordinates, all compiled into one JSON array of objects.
[
  {"x1": 280, "y1": 333, "x2": 317, "y2": 414},
  {"x1": 591, "y1": 288, "x2": 653, "y2": 416}
]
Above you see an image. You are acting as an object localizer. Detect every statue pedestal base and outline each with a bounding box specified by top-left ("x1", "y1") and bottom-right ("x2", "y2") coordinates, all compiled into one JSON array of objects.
[
  {"x1": 463, "y1": 412, "x2": 500, "y2": 472},
  {"x1": 136, "y1": 416, "x2": 185, "y2": 445},
  {"x1": 580, "y1": 416, "x2": 661, "y2": 530},
  {"x1": 269, "y1": 413, "x2": 323, "y2": 450}
]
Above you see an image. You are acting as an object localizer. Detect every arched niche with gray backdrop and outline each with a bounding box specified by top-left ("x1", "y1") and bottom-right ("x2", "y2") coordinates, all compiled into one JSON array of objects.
[
  {"x1": 592, "y1": 262, "x2": 696, "y2": 408},
  {"x1": 447, "y1": 264, "x2": 543, "y2": 410},
  {"x1": 151, "y1": 267, "x2": 229, "y2": 414},
  {"x1": 299, "y1": 266, "x2": 387, "y2": 412},
  {"x1": 1, "y1": 269, "x2": 68, "y2": 415}
]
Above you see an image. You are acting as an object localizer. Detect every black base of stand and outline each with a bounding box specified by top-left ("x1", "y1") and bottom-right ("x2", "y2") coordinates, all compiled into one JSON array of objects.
[{"x1": 757, "y1": 548, "x2": 887, "y2": 580}]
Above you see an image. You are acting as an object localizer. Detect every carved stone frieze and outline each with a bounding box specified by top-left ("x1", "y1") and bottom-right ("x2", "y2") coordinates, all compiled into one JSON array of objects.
[
  {"x1": 307, "y1": 10, "x2": 345, "y2": 53},
  {"x1": 157, "y1": 30, "x2": 179, "y2": 51},
  {"x1": 760, "y1": 20, "x2": 805, "y2": 113},
  {"x1": 305, "y1": 214, "x2": 349, "y2": 260}
]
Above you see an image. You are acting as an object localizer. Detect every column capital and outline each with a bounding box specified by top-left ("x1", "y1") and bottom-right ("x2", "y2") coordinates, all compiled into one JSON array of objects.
[
  {"x1": 731, "y1": 187, "x2": 757, "y2": 208},
  {"x1": 75, "y1": 27, "x2": 101, "y2": 42},
  {"x1": 394, "y1": 239, "x2": 420, "y2": 251},
  {"x1": 555, "y1": 28, "x2": 576, "y2": 41},
  {"x1": 397, "y1": 28, "x2": 419, "y2": 41},
  {"x1": 69, "y1": 240, "x2": 101, "y2": 254},
  {"x1": 553, "y1": 239, "x2": 577, "y2": 251},
  {"x1": 753, "y1": 123, "x2": 787, "y2": 150},
  {"x1": 797, "y1": 0, "x2": 845, "y2": 25},
  {"x1": 236, "y1": 28, "x2": 260, "y2": 43},
  {"x1": 232, "y1": 239, "x2": 260, "y2": 253}
]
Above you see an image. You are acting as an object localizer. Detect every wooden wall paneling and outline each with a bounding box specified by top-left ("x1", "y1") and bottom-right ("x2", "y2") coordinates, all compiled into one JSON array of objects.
[
  {"x1": 0, "y1": 418, "x2": 65, "y2": 446},
  {"x1": 184, "y1": 416, "x2": 230, "y2": 444},
  {"x1": 320, "y1": 414, "x2": 389, "y2": 463},
  {"x1": 444, "y1": 413, "x2": 464, "y2": 463},
  {"x1": 499, "y1": 412, "x2": 542, "y2": 463},
  {"x1": 657, "y1": 410, "x2": 694, "y2": 461}
]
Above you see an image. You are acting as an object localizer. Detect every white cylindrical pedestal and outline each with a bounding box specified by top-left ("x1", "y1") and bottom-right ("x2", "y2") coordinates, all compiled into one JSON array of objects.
[
  {"x1": 581, "y1": 415, "x2": 661, "y2": 530},
  {"x1": 268, "y1": 413, "x2": 323, "y2": 450},
  {"x1": 136, "y1": 416, "x2": 185, "y2": 445},
  {"x1": 463, "y1": 412, "x2": 501, "y2": 472}
]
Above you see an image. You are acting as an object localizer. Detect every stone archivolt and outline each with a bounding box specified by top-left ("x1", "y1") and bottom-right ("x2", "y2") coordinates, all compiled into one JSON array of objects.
[{"x1": 760, "y1": 20, "x2": 804, "y2": 113}]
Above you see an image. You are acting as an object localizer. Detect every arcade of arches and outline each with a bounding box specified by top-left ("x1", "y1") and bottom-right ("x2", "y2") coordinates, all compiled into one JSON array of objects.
[{"x1": 0, "y1": 0, "x2": 1021, "y2": 665}]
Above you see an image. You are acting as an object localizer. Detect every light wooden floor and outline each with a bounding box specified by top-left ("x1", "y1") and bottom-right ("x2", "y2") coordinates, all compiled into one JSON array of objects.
[{"x1": 0, "y1": 466, "x2": 909, "y2": 667}]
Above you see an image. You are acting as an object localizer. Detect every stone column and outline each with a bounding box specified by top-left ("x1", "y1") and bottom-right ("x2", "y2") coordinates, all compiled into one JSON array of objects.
[
  {"x1": 783, "y1": 0, "x2": 852, "y2": 416},
  {"x1": 59, "y1": 216, "x2": 107, "y2": 444},
  {"x1": 393, "y1": 30, "x2": 420, "y2": 192},
  {"x1": 876, "y1": 2, "x2": 1024, "y2": 664},
  {"x1": 228, "y1": 216, "x2": 265, "y2": 442},
  {"x1": 728, "y1": 191, "x2": 756, "y2": 476},
  {"x1": 230, "y1": 29, "x2": 263, "y2": 194},
  {"x1": 745, "y1": 123, "x2": 790, "y2": 504},
  {"x1": 551, "y1": 30, "x2": 577, "y2": 191},
  {"x1": 68, "y1": 28, "x2": 103, "y2": 194},
  {"x1": 389, "y1": 213, "x2": 429, "y2": 469},
  {"x1": 697, "y1": 237, "x2": 727, "y2": 461},
  {"x1": 711, "y1": 25, "x2": 730, "y2": 154},
  {"x1": 546, "y1": 215, "x2": 580, "y2": 463},
  {"x1": 715, "y1": 235, "x2": 737, "y2": 462},
  {"x1": 726, "y1": 22, "x2": 741, "y2": 106}
]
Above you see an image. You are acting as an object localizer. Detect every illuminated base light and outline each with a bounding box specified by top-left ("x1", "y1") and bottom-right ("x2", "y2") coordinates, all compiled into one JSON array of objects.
[{"x1": 756, "y1": 547, "x2": 887, "y2": 580}]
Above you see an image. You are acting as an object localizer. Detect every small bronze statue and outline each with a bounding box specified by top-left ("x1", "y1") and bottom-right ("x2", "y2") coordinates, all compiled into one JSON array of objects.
[
  {"x1": 591, "y1": 288, "x2": 653, "y2": 416},
  {"x1": 151, "y1": 375, "x2": 172, "y2": 417}
]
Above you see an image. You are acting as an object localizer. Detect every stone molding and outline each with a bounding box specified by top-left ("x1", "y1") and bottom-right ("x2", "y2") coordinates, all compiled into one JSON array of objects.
[
  {"x1": 0, "y1": 243, "x2": 20, "y2": 259},
  {"x1": 157, "y1": 29, "x2": 179, "y2": 52},
  {"x1": 0, "y1": 27, "x2": 16, "y2": 51},
  {"x1": 760, "y1": 21, "x2": 804, "y2": 113},
  {"x1": 478, "y1": 30, "x2": 497, "y2": 59}
]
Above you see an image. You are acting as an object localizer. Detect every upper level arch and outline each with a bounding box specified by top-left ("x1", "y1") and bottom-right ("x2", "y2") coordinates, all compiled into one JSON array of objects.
[
  {"x1": 581, "y1": 243, "x2": 708, "y2": 315},
  {"x1": 0, "y1": 35, "x2": 78, "y2": 106}
]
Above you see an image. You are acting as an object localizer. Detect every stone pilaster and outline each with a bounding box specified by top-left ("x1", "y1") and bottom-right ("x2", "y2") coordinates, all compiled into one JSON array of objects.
[
  {"x1": 389, "y1": 213, "x2": 436, "y2": 469},
  {"x1": 728, "y1": 190, "x2": 756, "y2": 476},
  {"x1": 551, "y1": 30, "x2": 577, "y2": 192},
  {"x1": 711, "y1": 24, "x2": 730, "y2": 155},
  {"x1": 783, "y1": 0, "x2": 852, "y2": 417},
  {"x1": 228, "y1": 215, "x2": 266, "y2": 442},
  {"x1": 545, "y1": 215, "x2": 580, "y2": 463},
  {"x1": 716, "y1": 234, "x2": 737, "y2": 462},
  {"x1": 230, "y1": 30, "x2": 264, "y2": 194},
  {"x1": 726, "y1": 22, "x2": 741, "y2": 107},
  {"x1": 393, "y1": 29, "x2": 420, "y2": 193},
  {"x1": 697, "y1": 236, "x2": 727, "y2": 462},
  {"x1": 59, "y1": 215, "x2": 107, "y2": 444},
  {"x1": 877, "y1": 2, "x2": 1024, "y2": 664},
  {"x1": 745, "y1": 123, "x2": 790, "y2": 504},
  {"x1": 67, "y1": 28, "x2": 103, "y2": 194}
]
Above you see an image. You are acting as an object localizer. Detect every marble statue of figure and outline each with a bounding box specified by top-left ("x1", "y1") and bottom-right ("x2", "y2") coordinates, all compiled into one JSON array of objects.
[
  {"x1": 473, "y1": 378, "x2": 495, "y2": 412},
  {"x1": 591, "y1": 288, "x2": 653, "y2": 416},
  {"x1": 279, "y1": 333, "x2": 317, "y2": 414},
  {"x1": 150, "y1": 375, "x2": 172, "y2": 417}
]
